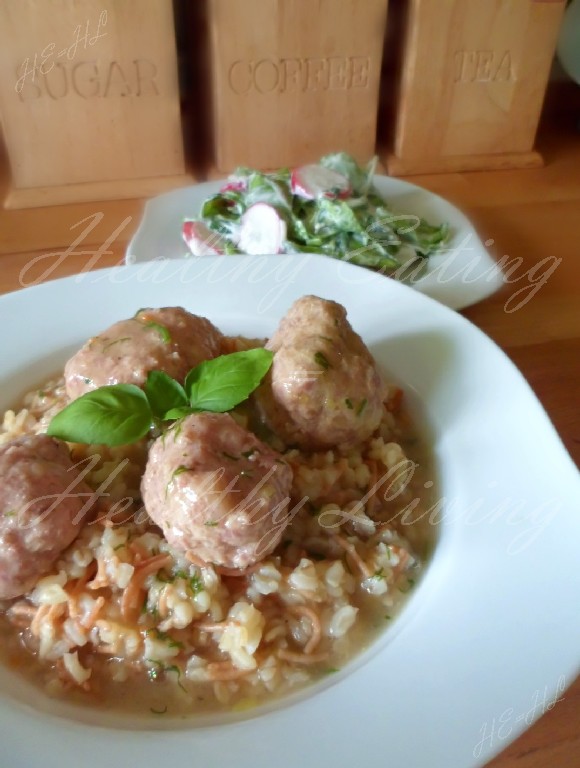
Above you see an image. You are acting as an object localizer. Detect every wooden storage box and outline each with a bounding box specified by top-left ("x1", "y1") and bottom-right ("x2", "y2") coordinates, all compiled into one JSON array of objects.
[
  {"x1": 0, "y1": 0, "x2": 189, "y2": 208},
  {"x1": 207, "y1": 0, "x2": 389, "y2": 172},
  {"x1": 388, "y1": 0, "x2": 567, "y2": 175}
]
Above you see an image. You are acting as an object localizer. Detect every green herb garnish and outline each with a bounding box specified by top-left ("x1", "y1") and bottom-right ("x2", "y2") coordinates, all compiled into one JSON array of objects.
[
  {"x1": 186, "y1": 152, "x2": 450, "y2": 273},
  {"x1": 314, "y1": 351, "x2": 331, "y2": 370},
  {"x1": 47, "y1": 384, "x2": 152, "y2": 447},
  {"x1": 174, "y1": 569, "x2": 204, "y2": 595},
  {"x1": 165, "y1": 465, "x2": 190, "y2": 498},
  {"x1": 47, "y1": 349, "x2": 273, "y2": 447},
  {"x1": 345, "y1": 398, "x2": 353, "y2": 410},
  {"x1": 144, "y1": 322, "x2": 171, "y2": 344},
  {"x1": 189, "y1": 574, "x2": 204, "y2": 594},
  {"x1": 356, "y1": 398, "x2": 367, "y2": 416},
  {"x1": 398, "y1": 577, "x2": 416, "y2": 594},
  {"x1": 165, "y1": 664, "x2": 187, "y2": 692},
  {"x1": 144, "y1": 371, "x2": 187, "y2": 420},
  {"x1": 146, "y1": 628, "x2": 183, "y2": 649},
  {"x1": 102, "y1": 336, "x2": 131, "y2": 351},
  {"x1": 185, "y1": 348, "x2": 273, "y2": 413},
  {"x1": 147, "y1": 659, "x2": 186, "y2": 690}
]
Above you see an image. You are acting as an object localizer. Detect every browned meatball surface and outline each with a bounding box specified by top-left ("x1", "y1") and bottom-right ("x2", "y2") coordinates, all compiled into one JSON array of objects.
[
  {"x1": 0, "y1": 435, "x2": 95, "y2": 599},
  {"x1": 65, "y1": 307, "x2": 224, "y2": 400},
  {"x1": 255, "y1": 296, "x2": 386, "y2": 450},
  {"x1": 141, "y1": 413, "x2": 293, "y2": 570}
]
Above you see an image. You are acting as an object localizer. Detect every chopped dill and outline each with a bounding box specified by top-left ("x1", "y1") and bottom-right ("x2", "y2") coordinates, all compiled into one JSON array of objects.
[
  {"x1": 314, "y1": 351, "x2": 331, "y2": 370},
  {"x1": 174, "y1": 569, "x2": 204, "y2": 595},
  {"x1": 102, "y1": 336, "x2": 131, "y2": 351},
  {"x1": 356, "y1": 398, "x2": 367, "y2": 416},
  {"x1": 146, "y1": 628, "x2": 183, "y2": 649},
  {"x1": 398, "y1": 577, "x2": 416, "y2": 594}
]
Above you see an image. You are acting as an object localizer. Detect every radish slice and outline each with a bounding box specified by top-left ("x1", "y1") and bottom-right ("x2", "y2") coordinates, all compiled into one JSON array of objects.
[
  {"x1": 219, "y1": 180, "x2": 246, "y2": 193},
  {"x1": 182, "y1": 221, "x2": 228, "y2": 256},
  {"x1": 291, "y1": 164, "x2": 351, "y2": 200},
  {"x1": 238, "y1": 204, "x2": 287, "y2": 255}
]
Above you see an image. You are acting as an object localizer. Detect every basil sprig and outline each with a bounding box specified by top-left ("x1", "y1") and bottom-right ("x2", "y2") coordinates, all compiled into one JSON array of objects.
[
  {"x1": 47, "y1": 384, "x2": 152, "y2": 447},
  {"x1": 144, "y1": 371, "x2": 187, "y2": 419},
  {"x1": 185, "y1": 349, "x2": 274, "y2": 413},
  {"x1": 47, "y1": 348, "x2": 273, "y2": 447}
]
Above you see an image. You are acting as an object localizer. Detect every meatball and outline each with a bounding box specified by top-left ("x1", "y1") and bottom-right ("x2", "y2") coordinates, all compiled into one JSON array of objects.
[
  {"x1": 255, "y1": 295, "x2": 386, "y2": 450},
  {"x1": 141, "y1": 413, "x2": 293, "y2": 570},
  {"x1": 65, "y1": 306, "x2": 223, "y2": 400},
  {"x1": 0, "y1": 434, "x2": 95, "y2": 599}
]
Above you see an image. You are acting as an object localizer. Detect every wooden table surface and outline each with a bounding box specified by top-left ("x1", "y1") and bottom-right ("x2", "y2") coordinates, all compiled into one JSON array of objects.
[{"x1": 0, "y1": 112, "x2": 578, "y2": 767}]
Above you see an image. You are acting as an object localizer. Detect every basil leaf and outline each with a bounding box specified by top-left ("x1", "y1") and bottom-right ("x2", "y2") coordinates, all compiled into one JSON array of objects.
[
  {"x1": 185, "y1": 348, "x2": 273, "y2": 413},
  {"x1": 47, "y1": 384, "x2": 152, "y2": 446},
  {"x1": 144, "y1": 371, "x2": 187, "y2": 419},
  {"x1": 164, "y1": 406, "x2": 194, "y2": 420}
]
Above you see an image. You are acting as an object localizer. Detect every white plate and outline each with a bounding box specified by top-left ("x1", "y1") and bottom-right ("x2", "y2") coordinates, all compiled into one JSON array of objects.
[
  {"x1": 125, "y1": 178, "x2": 505, "y2": 311},
  {"x1": 1, "y1": 255, "x2": 578, "y2": 768}
]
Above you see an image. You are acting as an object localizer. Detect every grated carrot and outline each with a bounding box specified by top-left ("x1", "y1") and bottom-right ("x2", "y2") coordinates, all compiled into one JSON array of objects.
[
  {"x1": 120, "y1": 553, "x2": 172, "y2": 623},
  {"x1": 195, "y1": 621, "x2": 228, "y2": 632},
  {"x1": 278, "y1": 649, "x2": 329, "y2": 665},
  {"x1": 287, "y1": 604, "x2": 322, "y2": 655},
  {"x1": 30, "y1": 605, "x2": 50, "y2": 637},
  {"x1": 333, "y1": 534, "x2": 372, "y2": 579},
  {"x1": 185, "y1": 550, "x2": 206, "y2": 568},
  {"x1": 87, "y1": 556, "x2": 108, "y2": 590}
]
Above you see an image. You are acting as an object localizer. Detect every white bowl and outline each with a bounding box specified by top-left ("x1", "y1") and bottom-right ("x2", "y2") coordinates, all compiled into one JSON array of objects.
[
  {"x1": 0, "y1": 255, "x2": 578, "y2": 768},
  {"x1": 558, "y1": 0, "x2": 580, "y2": 85}
]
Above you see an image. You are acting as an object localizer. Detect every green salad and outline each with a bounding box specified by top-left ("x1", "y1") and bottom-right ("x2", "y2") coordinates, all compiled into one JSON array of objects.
[{"x1": 182, "y1": 153, "x2": 450, "y2": 273}]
